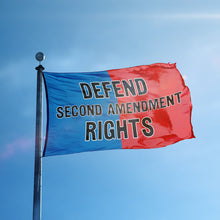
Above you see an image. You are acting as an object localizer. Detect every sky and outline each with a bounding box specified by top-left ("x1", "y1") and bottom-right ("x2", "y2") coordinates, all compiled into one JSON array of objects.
[{"x1": 0, "y1": 0, "x2": 220, "y2": 219}]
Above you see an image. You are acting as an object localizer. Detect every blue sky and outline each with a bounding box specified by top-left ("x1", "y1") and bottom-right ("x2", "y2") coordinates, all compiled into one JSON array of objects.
[{"x1": 1, "y1": 0, "x2": 220, "y2": 219}]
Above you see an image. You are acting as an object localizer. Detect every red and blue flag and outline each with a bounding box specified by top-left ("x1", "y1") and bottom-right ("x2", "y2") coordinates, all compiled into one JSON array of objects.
[{"x1": 43, "y1": 63, "x2": 195, "y2": 157}]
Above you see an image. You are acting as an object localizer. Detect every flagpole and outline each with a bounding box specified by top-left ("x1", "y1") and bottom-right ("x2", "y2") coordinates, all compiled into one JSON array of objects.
[{"x1": 33, "y1": 52, "x2": 45, "y2": 220}]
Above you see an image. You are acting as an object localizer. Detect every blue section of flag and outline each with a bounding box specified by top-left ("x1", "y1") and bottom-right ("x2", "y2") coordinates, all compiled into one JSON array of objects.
[{"x1": 43, "y1": 71, "x2": 122, "y2": 156}]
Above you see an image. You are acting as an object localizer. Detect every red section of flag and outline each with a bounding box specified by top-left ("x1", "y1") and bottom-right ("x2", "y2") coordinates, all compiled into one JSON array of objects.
[{"x1": 108, "y1": 63, "x2": 195, "y2": 149}]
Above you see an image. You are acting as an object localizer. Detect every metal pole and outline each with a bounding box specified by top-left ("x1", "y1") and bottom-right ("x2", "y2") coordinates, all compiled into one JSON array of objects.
[{"x1": 33, "y1": 52, "x2": 45, "y2": 220}]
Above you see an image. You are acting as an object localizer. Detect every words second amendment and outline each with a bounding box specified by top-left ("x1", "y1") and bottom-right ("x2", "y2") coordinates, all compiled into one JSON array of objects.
[{"x1": 55, "y1": 78, "x2": 182, "y2": 141}]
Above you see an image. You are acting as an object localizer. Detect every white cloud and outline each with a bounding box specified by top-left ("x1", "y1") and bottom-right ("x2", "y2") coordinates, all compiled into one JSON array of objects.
[
  {"x1": 151, "y1": 13, "x2": 220, "y2": 20},
  {"x1": 0, "y1": 137, "x2": 34, "y2": 159}
]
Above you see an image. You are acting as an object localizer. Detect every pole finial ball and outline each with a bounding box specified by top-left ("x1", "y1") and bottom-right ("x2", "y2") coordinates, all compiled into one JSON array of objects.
[{"x1": 35, "y1": 52, "x2": 45, "y2": 62}]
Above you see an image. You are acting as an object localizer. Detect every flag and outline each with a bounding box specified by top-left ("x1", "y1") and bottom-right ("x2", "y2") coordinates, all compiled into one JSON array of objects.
[{"x1": 42, "y1": 63, "x2": 195, "y2": 157}]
